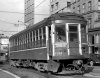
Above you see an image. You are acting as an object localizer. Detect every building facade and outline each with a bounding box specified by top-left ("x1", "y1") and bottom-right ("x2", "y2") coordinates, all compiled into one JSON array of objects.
[
  {"x1": 24, "y1": 0, "x2": 34, "y2": 27},
  {"x1": 50, "y1": 0, "x2": 72, "y2": 14},
  {"x1": 24, "y1": 0, "x2": 50, "y2": 26},
  {"x1": 24, "y1": 0, "x2": 72, "y2": 25},
  {"x1": 71, "y1": 0, "x2": 100, "y2": 54},
  {"x1": 34, "y1": 0, "x2": 50, "y2": 24}
]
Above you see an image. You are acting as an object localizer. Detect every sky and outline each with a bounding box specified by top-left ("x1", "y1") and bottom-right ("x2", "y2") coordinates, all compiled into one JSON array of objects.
[
  {"x1": 0, "y1": 0, "x2": 24, "y2": 37},
  {"x1": 34, "y1": 0, "x2": 50, "y2": 24},
  {"x1": 0, "y1": 0, "x2": 50, "y2": 37}
]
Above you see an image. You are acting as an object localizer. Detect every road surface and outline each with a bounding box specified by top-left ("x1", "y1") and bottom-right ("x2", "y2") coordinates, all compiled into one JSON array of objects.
[
  {"x1": 0, "y1": 65, "x2": 100, "y2": 78},
  {"x1": 83, "y1": 66, "x2": 100, "y2": 78},
  {"x1": 0, "y1": 69, "x2": 20, "y2": 78},
  {"x1": 73, "y1": 66, "x2": 100, "y2": 78}
]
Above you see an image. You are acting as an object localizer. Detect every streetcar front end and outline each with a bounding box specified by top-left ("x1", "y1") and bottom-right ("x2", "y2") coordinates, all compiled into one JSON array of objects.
[{"x1": 48, "y1": 13, "x2": 92, "y2": 74}]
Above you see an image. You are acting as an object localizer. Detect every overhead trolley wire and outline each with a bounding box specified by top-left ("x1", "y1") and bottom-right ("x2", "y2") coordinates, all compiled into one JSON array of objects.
[
  {"x1": 0, "y1": 0, "x2": 47, "y2": 15},
  {"x1": 35, "y1": 0, "x2": 47, "y2": 8},
  {"x1": 0, "y1": 19, "x2": 18, "y2": 25},
  {"x1": 0, "y1": 10, "x2": 49, "y2": 15},
  {"x1": 0, "y1": 10, "x2": 24, "y2": 14},
  {"x1": 0, "y1": 0, "x2": 48, "y2": 25},
  {"x1": 0, "y1": 29, "x2": 18, "y2": 32}
]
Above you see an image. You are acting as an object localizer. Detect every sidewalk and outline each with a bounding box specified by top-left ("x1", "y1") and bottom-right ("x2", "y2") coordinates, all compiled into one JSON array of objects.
[
  {"x1": 84, "y1": 66, "x2": 100, "y2": 78},
  {"x1": 84, "y1": 73, "x2": 100, "y2": 78}
]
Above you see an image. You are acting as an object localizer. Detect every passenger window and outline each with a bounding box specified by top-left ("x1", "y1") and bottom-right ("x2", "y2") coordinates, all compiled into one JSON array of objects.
[
  {"x1": 69, "y1": 26, "x2": 78, "y2": 42},
  {"x1": 33, "y1": 31, "x2": 35, "y2": 48},
  {"x1": 55, "y1": 24, "x2": 66, "y2": 42},
  {"x1": 43, "y1": 27, "x2": 46, "y2": 46},
  {"x1": 81, "y1": 24, "x2": 87, "y2": 43},
  {"x1": 39, "y1": 28, "x2": 42, "y2": 47},
  {"x1": 36, "y1": 30, "x2": 38, "y2": 47}
]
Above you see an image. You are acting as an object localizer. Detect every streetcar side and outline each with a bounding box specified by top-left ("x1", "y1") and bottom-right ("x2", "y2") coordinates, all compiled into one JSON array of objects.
[
  {"x1": 9, "y1": 22, "x2": 48, "y2": 68},
  {"x1": 9, "y1": 12, "x2": 93, "y2": 74}
]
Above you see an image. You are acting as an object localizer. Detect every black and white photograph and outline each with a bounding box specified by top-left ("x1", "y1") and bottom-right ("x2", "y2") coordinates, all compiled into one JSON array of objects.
[{"x1": 0, "y1": 0, "x2": 100, "y2": 78}]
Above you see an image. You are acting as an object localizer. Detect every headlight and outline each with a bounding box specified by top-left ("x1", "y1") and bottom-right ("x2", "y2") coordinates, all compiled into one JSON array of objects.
[{"x1": 77, "y1": 60, "x2": 83, "y2": 65}]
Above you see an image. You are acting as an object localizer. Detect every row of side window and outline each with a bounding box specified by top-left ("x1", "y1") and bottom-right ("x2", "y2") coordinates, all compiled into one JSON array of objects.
[{"x1": 10, "y1": 27, "x2": 46, "y2": 51}]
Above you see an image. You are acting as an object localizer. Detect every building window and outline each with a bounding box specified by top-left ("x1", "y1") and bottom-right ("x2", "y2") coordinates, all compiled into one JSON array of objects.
[
  {"x1": 55, "y1": 2, "x2": 59, "y2": 10},
  {"x1": 82, "y1": 3, "x2": 86, "y2": 13},
  {"x1": 51, "y1": 5, "x2": 54, "y2": 12},
  {"x1": 88, "y1": 18, "x2": 92, "y2": 29},
  {"x1": 77, "y1": 5, "x2": 80, "y2": 13},
  {"x1": 98, "y1": 0, "x2": 100, "y2": 10},
  {"x1": 98, "y1": 14, "x2": 100, "y2": 20},
  {"x1": 88, "y1": 1, "x2": 92, "y2": 11},
  {"x1": 95, "y1": 34, "x2": 99, "y2": 44},
  {"x1": 67, "y1": 1, "x2": 71, "y2": 8},
  {"x1": 50, "y1": 0, "x2": 53, "y2": 2},
  {"x1": 98, "y1": 5, "x2": 100, "y2": 10},
  {"x1": 73, "y1": 7, "x2": 75, "y2": 13},
  {"x1": 77, "y1": 0, "x2": 80, "y2": 2}
]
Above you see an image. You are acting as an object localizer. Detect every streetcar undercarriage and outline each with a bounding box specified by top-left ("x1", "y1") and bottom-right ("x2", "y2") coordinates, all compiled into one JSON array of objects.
[{"x1": 10, "y1": 58, "x2": 93, "y2": 75}]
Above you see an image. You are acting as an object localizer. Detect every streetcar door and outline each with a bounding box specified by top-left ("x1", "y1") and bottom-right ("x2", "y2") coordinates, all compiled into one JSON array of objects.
[
  {"x1": 68, "y1": 24, "x2": 82, "y2": 55},
  {"x1": 51, "y1": 24, "x2": 67, "y2": 56}
]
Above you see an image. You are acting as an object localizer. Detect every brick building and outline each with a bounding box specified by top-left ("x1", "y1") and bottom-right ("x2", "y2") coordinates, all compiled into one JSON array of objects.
[
  {"x1": 24, "y1": 0, "x2": 34, "y2": 27},
  {"x1": 24, "y1": 0, "x2": 50, "y2": 26},
  {"x1": 71, "y1": 0, "x2": 100, "y2": 54},
  {"x1": 50, "y1": 0, "x2": 71, "y2": 14}
]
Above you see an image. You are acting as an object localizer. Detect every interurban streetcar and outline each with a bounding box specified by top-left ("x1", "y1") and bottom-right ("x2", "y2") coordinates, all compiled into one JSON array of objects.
[
  {"x1": 0, "y1": 36, "x2": 9, "y2": 63},
  {"x1": 9, "y1": 12, "x2": 92, "y2": 74}
]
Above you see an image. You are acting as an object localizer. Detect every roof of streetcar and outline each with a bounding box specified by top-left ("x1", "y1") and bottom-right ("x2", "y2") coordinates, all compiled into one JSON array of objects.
[{"x1": 10, "y1": 12, "x2": 87, "y2": 39}]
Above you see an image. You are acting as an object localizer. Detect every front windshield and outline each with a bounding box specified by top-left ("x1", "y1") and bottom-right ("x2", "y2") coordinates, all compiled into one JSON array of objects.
[{"x1": 55, "y1": 24, "x2": 66, "y2": 42}]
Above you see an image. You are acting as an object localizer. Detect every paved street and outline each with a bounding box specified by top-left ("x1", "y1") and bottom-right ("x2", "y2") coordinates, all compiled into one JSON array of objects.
[
  {"x1": 0, "y1": 69, "x2": 20, "y2": 78},
  {"x1": 84, "y1": 66, "x2": 100, "y2": 78},
  {"x1": 0, "y1": 64, "x2": 100, "y2": 78},
  {"x1": 73, "y1": 66, "x2": 100, "y2": 78}
]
